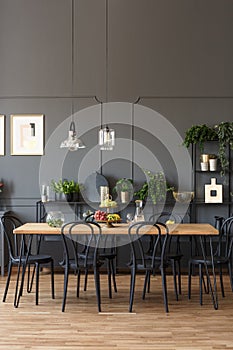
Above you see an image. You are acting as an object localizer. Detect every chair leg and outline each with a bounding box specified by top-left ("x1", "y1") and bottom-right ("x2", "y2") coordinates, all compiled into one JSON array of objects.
[
  {"x1": 50, "y1": 261, "x2": 55, "y2": 299},
  {"x1": 84, "y1": 269, "x2": 88, "y2": 291},
  {"x1": 177, "y1": 259, "x2": 182, "y2": 295},
  {"x1": 161, "y1": 267, "x2": 169, "y2": 313},
  {"x1": 35, "y1": 263, "x2": 39, "y2": 305},
  {"x1": 142, "y1": 270, "x2": 149, "y2": 300},
  {"x1": 147, "y1": 273, "x2": 151, "y2": 293},
  {"x1": 94, "y1": 267, "x2": 101, "y2": 312},
  {"x1": 62, "y1": 265, "x2": 69, "y2": 312},
  {"x1": 228, "y1": 261, "x2": 233, "y2": 292},
  {"x1": 188, "y1": 261, "x2": 192, "y2": 300},
  {"x1": 3, "y1": 262, "x2": 13, "y2": 302},
  {"x1": 107, "y1": 259, "x2": 112, "y2": 299},
  {"x1": 199, "y1": 264, "x2": 203, "y2": 306},
  {"x1": 77, "y1": 270, "x2": 81, "y2": 298},
  {"x1": 129, "y1": 269, "x2": 136, "y2": 312},
  {"x1": 171, "y1": 259, "x2": 178, "y2": 301},
  {"x1": 110, "y1": 259, "x2": 117, "y2": 293},
  {"x1": 219, "y1": 265, "x2": 225, "y2": 298}
]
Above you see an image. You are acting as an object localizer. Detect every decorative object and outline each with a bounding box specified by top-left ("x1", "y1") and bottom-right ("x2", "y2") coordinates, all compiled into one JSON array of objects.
[
  {"x1": 173, "y1": 191, "x2": 194, "y2": 203},
  {"x1": 83, "y1": 172, "x2": 108, "y2": 202},
  {"x1": 205, "y1": 178, "x2": 223, "y2": 203},
  {"x1": 10, "y1": 114, "x2": 44, "y2": 155},
  {"x1": 133, "y1": 200, "x2": 145, "y2": 222},
  {"x1": 60, "y1": 121, "x2": 85, "y2": 151},
  {"x1": 46, "y1": 211, "x2": 65, "y2": 227},
  {"x1": 200, "y1": 162, "x2": 209, "y2": 171},
  {"x1": 0, "y1": 115, "x2": 5, "y2": 156},
  {"x1": 209, "y1": 154, "x2": 218, "y2": 171},
  {"x1": 41, "y1": 185, "x2": 50, "y2": 202},
  {"x1": 100, "y1": 186, "x2": 109, "y2": 205},
  {"x1": 113, "y1": 178, "x2": 133, "y2": 203}
]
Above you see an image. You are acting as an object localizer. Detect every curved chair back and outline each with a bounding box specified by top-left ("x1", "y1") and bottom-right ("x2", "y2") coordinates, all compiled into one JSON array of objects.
[
  {"x1": 61, "y1": 221, "x2": 102, "y2": 269},
  {"x1": 0, "y1": 215, "x2": 24, "y2": 260},
  {"x1": 217, "y1": 216, "x2": 233, "y2": 258},
  {"x1": 128, "y1": 221, "x2": 169, "y2": 269},
  {"x1": 149, "y1": 211, "x2": 183, "y2": 224}
]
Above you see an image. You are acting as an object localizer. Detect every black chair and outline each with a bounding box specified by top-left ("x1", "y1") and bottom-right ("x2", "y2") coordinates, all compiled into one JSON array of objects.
[
  {"x1": 1, "y1": 215, "x2": 55, "y2": 306},
  {"x1": 149, "y1": 212, "x2": 183, "y2": 300},
  {"x1": 84, "y1": 213, "x2": 117, "y2": 298},
  {"x1": 127, "y1": 221, "x2": 170, "y2": 313},
  {"x1": 60, "y1": 221, "x2": 103, "y2": 312},
  {"x1": 188, "y1": 216, "x2": 233, "y2": 305}
]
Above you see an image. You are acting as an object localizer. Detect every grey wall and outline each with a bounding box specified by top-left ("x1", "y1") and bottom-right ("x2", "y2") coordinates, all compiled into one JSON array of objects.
[{"x1": 0, "y1": 0, "x2": 233, "y2": 223}]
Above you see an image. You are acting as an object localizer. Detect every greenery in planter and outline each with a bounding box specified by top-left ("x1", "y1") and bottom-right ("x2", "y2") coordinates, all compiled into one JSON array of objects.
[
  {"x1": 183, "y1": 122, "x2": 233, "y2": 177},
  {"x1": 134, "y1": 170, "x2": 174, "y2": 204},
  {"x1": 214, "y1": 122, "x2": 233, "y2": 177},
  {"x1": 51, "y1": 179, "x2": 80, "y2": 194},
  {"x1": 182, "y1": 124, "x2": 217, "y2": 153},
  {"x1": 113, "y1": 178, "x2": 133, "y2": 193}
]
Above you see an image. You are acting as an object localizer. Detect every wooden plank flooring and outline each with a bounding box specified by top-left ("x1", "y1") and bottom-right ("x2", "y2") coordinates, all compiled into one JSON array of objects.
[{"x1": 0, "y1": 271, "x2": 233, "y2": 349}]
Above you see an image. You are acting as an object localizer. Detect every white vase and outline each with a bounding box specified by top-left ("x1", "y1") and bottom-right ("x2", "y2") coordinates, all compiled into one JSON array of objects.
[
  {"x1": 121, "y1": 191, "x2": 129, "y2": 203},
  {"x1": 209, "y1": 158, "x2": 217, "y2": 171}
]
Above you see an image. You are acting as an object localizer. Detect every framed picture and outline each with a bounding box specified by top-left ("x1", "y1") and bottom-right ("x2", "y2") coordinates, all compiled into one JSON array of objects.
[
  {"x1": 0, "y1": 115, "x2": 4, "y2": 156},
  {"x1": 11, "y1": 114, "x2": 44, "y2": 155}
]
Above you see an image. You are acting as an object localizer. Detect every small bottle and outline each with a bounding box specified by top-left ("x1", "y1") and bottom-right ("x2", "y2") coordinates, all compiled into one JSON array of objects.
[{"x1": 134, "y1": 200, "x2": 145, "y2": 222}]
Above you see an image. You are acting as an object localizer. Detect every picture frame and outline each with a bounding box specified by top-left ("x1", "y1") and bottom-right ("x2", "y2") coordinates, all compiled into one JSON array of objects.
[
  {"x1": 11, "y1": 114, "x2": 44, "y2": 155},
  {"x1": 0, "y1": 115, "x2": 5, "y2": 156}
]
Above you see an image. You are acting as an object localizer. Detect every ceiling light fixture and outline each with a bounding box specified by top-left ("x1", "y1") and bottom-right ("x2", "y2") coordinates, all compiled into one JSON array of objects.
[
  {"x1": 60, "y1": 0, "x2": 85, "y2": 151},
  {"x1": 98, "y1": 0, "x2": 115, "y2": 151}
]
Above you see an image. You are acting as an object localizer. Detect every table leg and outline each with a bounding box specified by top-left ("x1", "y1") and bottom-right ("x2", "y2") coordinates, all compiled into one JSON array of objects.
[
  {"x1": 199, "y1": 236, "x2": 218, "y2": 310},
  {"x1": 14, "y1": 234, "x2": 32, "y2": 308}
]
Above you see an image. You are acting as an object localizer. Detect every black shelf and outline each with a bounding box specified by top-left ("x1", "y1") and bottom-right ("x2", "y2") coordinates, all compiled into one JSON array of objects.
[{"x1": 192, "y1": 142, "x2": 232, "y2": 222}]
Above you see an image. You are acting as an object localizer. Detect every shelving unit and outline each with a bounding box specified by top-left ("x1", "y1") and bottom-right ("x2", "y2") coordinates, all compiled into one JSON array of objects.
[{"x1": 191, "y1": 142, "x2": 233, "y2": 223}]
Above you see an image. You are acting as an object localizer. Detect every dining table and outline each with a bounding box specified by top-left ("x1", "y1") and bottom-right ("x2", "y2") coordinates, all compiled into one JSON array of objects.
[{"x1": 13, "y1": 222, "x2": 219, "y2": 309}]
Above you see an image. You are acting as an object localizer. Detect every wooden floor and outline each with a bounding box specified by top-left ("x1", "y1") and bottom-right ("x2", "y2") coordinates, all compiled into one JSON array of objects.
[{"x1": 0, "y1": 270, "x2": 233, "y2": 349}]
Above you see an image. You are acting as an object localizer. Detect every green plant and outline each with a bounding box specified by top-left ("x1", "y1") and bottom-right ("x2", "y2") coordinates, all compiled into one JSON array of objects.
[
  {"x1": 113, "y1": 178, "x2": 133, "y2": 193},
  {"x1": 214, "y1": 122, "x2": 233, "y2": 177},
  {"x1": 51, "y1": 179, "x2": 79, "y2": 194},
  {"x1": 183, "y1": 124, "x2": 217, "y2": 153},
  {"x1": 134, "y1": 182, "x2": 148, "y2": 201},
  {"x1": 183, "y1": 122, "x2": 233, "y2": 177},
  {"x1": 134, "y1": 170, "x2": 174, "y2": 204}
]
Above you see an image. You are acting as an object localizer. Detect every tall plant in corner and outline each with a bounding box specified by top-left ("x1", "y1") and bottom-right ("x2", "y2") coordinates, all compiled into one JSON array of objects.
[{"x1": 214, "y1": 122, "x2": 233, "y2": 177}]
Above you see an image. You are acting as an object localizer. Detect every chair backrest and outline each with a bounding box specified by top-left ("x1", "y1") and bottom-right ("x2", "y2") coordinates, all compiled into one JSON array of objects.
[
  {"x1": 149, "y1": 211, "x2": 183, "y2": 224},
  {"x1": 128, "y1": 221, "x2": 169, "y2": 269},
  {"x1": 217, "y1": 216, "x2": 233, "y2": 258},
  {"x1": 0, "y1": 215, "x2": 24, "y2": 260},
  {"x1": 61, "y1": 221, "x2": 102, "y2": 268}
]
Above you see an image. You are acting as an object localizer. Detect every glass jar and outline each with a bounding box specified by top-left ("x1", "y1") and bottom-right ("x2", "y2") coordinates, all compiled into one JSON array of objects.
[
  {"x1": 46, "y1": 211, "x2": 65, "y2": 227},
  {"x1": 134, "y1": 200, "x2": 145, "y2": 222}
]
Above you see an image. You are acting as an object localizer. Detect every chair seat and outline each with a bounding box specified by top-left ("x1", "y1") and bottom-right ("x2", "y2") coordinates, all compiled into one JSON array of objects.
[
  {"x1": 15, "y1": 254, "x2": 52, "y2": 264},
  {"x1": 190, "y1": 255, "x2": 228, "y2": 265}
]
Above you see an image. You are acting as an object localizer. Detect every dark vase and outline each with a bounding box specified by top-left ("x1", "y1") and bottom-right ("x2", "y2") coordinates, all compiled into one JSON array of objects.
[{"x1": 65, "y1": 193, "x2": 74, "y2": 202}]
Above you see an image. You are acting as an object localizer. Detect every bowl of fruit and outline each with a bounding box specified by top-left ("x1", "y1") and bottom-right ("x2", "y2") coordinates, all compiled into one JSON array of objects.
[{"x1": 94, "y1": 210, "x2": 121, "y2": 227}]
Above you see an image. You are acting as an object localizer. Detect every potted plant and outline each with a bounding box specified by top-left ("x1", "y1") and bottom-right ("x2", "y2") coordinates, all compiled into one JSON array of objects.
[
  {"x1": 51, "y1": 179, "x2": 80, "y2": 202},
  {"x1": 134, "y1": 170, "x2": 174, "y2": 205},
  {"x1": 183, "y1": 124, "x2": 217, "y2": 153},
  {"x1": 183, "y1": 122, "x2": 233, "y2": 177},
  {"x1": 214, "y1": 122, "x2": 233, "y2": 177},
  {"x1": 113, "y1": 178, "x2": 133, "y2": 203}
]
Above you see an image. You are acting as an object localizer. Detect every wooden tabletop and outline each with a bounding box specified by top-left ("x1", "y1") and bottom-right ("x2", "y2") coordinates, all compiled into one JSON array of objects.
[{"x1": 13, "y1": 222, "x2": 219, "y2": 236}]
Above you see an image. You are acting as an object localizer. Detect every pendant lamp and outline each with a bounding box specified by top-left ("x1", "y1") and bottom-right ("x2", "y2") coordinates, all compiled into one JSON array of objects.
[
  {"x1": 98, "y1": 0, "x2": 115, "y2": 151},
  {"x1": 60, "y1": 121, "x2": 85, "y2": 151},
  {"x1": 60, "y1": 0, "x2": 85, "y2": 151}
]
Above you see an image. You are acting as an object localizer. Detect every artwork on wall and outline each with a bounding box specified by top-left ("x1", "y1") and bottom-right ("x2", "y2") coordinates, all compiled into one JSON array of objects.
[
  {"x1": 11, "y1": 114, "x2": 44, "y2": 155},
  {"x1": 205, "y1": 178, "x2": 223, "y2": 203},
  {"x1": 0, "y1": 115, "x2": 5, "y2": 156}
]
